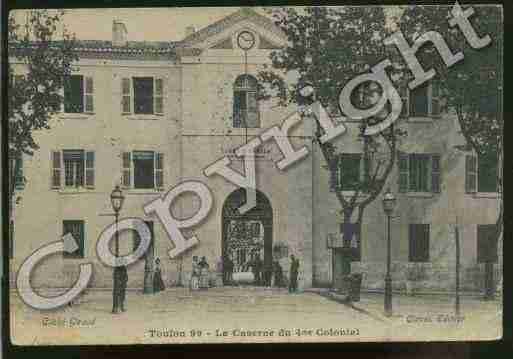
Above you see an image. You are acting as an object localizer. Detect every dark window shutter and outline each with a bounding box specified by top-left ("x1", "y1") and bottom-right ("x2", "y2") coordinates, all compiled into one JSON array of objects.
[
  {"x1": 431, "y1": 154, "x2": 441, "y2": 193},
  {"x1": 155, "y1": 153, "x2": 164, "y2": 190},
  {"x1": 122, "y1": 152, "x2": 131, "y2": 188},
  {"x1": 465, "y1": 155, "x2": 477, "y2": 193},
  {"x1": 85, "y1": 151, "x2": 95, "y2": 188},
  {"x1": 398, "y1": 152, "x2": 409, "y2": 192},
  {"x1": 430, "y1": 81, "x2": 441, "y2": 117},
  {"x1": 51, "y1": 151, "x2": 62, "y2": 189},
  {"x1": 122, "y1": 78, "x2": 131, "y2": 113}
]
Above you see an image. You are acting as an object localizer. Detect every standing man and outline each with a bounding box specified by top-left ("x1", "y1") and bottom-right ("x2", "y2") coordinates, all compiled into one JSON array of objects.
[
  {"x1": 224, "y1": 255, "x2": 234, "y2": 285},
  {"x1": 113, "y1": 265, "x2": 128, "y2": 313},
  {"x1": 289, "y1": 255, "x2": 300, "y2": 293}
]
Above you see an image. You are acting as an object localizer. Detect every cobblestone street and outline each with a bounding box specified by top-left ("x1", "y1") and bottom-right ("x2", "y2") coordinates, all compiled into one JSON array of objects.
[{"x1": 10, "y1": 287, "x2": 502, "y2": 345}]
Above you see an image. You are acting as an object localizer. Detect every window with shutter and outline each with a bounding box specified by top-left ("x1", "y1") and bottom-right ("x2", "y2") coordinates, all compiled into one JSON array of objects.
[
  {"x1": 409, "y1": 154, "x2": 430, "y2": 192},
  {"x1": 409, "y1": 224, "x2": 430, "y2": 262},
  {"x1": 477, "y1": 224, "x2": 498, "y2": 263},
  {"x1": 85, "y1": 77, "x2": 94, "y2": 113},
  {"x1": 154, "y1": 78, "x2": 164, "y2": 115},
  {"x1": 155, "y1": 153, "x2": 164, "y2": 190},
  {"x1": 133, "y1": 151, "x2": 155, "y2": 189},
  {"x1": 398, "y1": 152, "x2": 409, "y2": 192},
  {"x1": 465, "y1": 155, "x2": 477, "y2": 193},
  {"x1": 85, "y1": 151, "x2": 95, "y2": 188},
  {"x1": 410, "y1": 82, "x2": 429, "y2": 117},
  {"x1": 51, "y1": 151, "x2": 62, "y2": 189},
  {"x1": 122, "y1": 152, "x2": 132, "y2": 188},
  {"x1": 431, "y1": 154, "x2": 441, "y2": 193},
  {"x1": 63, "y1": 150, "x2": 85, "y2": 187},
  {"x1": 122, "y1": 78, "x2": 131, "y2": 113},
  {"x1": 63, "y1": 220, "x2": 85, "y2": 258}
]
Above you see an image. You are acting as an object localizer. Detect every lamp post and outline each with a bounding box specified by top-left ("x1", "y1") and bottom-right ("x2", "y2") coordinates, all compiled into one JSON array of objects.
[
  {"x1": 382, "y1": 188, "x2": 396, "y2": 317},
  {"x1": 110, "y1": 185, "x2": 125, "y2": 313}
]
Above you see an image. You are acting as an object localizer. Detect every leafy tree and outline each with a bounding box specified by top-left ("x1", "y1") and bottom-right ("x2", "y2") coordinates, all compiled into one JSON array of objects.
[
  {"x1": 258, "y1": 7, "x2": 406, "y2": 290},
  {"x1": 8, "y1": 10, "x2": 77, "y2": 219},
  {"x1": 399, "y1": 4, "x2": 502, "y2": 298}
]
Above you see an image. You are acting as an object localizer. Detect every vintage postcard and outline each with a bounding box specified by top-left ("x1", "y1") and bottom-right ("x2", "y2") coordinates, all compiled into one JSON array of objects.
[{"x1": 7, "y1": 5, "x2": 502, "y2": 345}]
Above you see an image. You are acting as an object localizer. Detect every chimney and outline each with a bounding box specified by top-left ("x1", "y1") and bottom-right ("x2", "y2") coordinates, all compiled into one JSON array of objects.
[
  {"x1": 112, "y1": 20, "x2": 128, "y2": 47},
  {"x1": 185, "y1": 26, "x2": 196, "y2": 38}
]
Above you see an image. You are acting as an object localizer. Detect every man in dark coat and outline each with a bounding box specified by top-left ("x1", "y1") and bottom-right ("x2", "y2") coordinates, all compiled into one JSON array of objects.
[
  {"x1": 289, "y1": 255, "x2": 300, "y2": 293},
  {"x1": 224, "y1": 255, "x2": 234, "y2": 285},
  {"x1": 113, "y1": 265, "x2": 128, "y2": 313}
]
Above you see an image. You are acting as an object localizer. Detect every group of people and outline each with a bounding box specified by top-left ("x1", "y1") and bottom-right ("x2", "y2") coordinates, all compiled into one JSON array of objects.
[
  {"x1": 190, "y1": 256, "x2": 212, "y2": 290},
  {"x1": 221, "y1": 253, "x2": 300, "y2": 293}
]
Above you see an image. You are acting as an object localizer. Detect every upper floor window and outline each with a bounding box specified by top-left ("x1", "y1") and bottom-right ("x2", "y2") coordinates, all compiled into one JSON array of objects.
[
  {"x1": 233, "y1": 74, "x2": 260, "y2": 128},
  {"x1": 121, "y1": 151, "x2": 164, "y2": 190},
  {"x1": 51, "y1": 150, "x2": 95, "y2": 189},
  {"x1": 122, "y1": 77, "x2": 164, "y2": 115},
  {"x1": 64, "y1": 75, "x2": 94, "y2": 113},
  {"x1": 399, "y1": 80, "x2": 441, "y2": 118},
  {"x1": 398, "y1": 152, "x2": 441, "y2": 193},
  {"x1": 465, "y1": 153, "x2": 498, "y2": 193}
]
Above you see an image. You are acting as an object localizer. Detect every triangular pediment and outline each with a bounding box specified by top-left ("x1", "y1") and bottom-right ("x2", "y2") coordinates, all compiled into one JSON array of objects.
[{"x1": 181, "y1": 8, "x2": 286, "y2": 50}]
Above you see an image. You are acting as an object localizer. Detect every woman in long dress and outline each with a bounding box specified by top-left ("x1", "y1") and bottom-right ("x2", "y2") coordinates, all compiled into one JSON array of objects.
[
  {"x1": 190, "y1": 256, "x2": 200, "y2": 290},
  {"x1": 153, "y1": 258, "x2": 166, "y2": 293},
  {"x1": 198, "y1": 256, "x2": 210, "y2": 289}
]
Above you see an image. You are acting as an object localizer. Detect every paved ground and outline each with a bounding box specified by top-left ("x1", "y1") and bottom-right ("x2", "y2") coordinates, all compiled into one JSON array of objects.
[{"x1": 10, "y1": 287, "x2": 502, "y2": 345}]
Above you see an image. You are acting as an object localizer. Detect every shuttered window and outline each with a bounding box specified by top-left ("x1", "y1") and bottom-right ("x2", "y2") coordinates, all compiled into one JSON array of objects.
[
  {"x1": 122, "y1": 151, "x2": 164, "y2": 190},
  {"x1": 64, "y1": 75, "x2": 94, "y2": 113},
  {"x1": 465, "y1": 155, "x2": 478, "y2": 193},
  {"x1": 477, "y1": 224, "x2": 498, "y2": 263},
  {"x1": 409, "y1": 80, "x2": 440, "y2": 118},
  {"x1": 134, "y1": 77, "x2": 154, "y2": 114},
  {"x1": 477, "y1": 152, "x2": 498, "y2": 193},
  {"x1": 409, "y1": 224, "x2": 430, "y2": 262},
  {"x1": 398, "y1": 153, "x2": 441, "y2": 193},
  {"x1": 63, "y1": 150, "x2": 85, "y2": 187},
  {"x1": 51, "y1": 150, "x2": 94, "y2": 189},
  {"x1": 122, "y1": 77, "x2": 164, "y2": 115},
  {"x1": 63, "y1": 220, "x2": 85, "y2": 258}
]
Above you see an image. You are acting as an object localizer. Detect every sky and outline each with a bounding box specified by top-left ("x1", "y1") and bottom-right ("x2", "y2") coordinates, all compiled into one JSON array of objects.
[{"x1": 11, "y1": 7, "x2": 402, "y2": 42}]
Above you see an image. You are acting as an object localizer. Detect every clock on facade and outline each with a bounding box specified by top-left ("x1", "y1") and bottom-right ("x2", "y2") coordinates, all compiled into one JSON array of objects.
[{"x1": 237, "y1": 31, "x2": 256, "y2": 51}]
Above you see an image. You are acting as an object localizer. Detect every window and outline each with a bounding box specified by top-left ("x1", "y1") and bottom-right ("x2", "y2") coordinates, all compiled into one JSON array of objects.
[
  {"x1": 121, "y1": 151, "x2": 164, "y2": 190},
  {"x1": 233, "y1": 75, "x2": 260, "y2": 128},
  {"x1": 336, "y1": 154, "x2": 363, "y2": 191},
  {"x1": 121, "y1": 77, "x2": 164, "y2": 115},
  {"x1": 465, "y1": 153, "x2": 498, "y2": 193},
  {"x1": 398, "y1": 153, "x2": 441, "y2": 193},
  {"x1": 133, "y1": 221, "x2": 154, "y2": 258},
  {"x1": 401, "y1": 80, "x2": 440, "y2": 118},
  {"x1": 64, "y1": 75, "x2": 94, "y2": 113},
  {"x1": 63, "y1": 220, "x2": 85, "y2": 258},
  {"x1": 477, "y1": 224, "x2": 498, "y2": 263},
  {"x1": 9, "y1": 153, "x2": 24, "y2": 190},
  {"x1": 51, "y1": 150, "x2": 95, "y2": 189},
  {"x1": 409, "y1": 224, "x2": 430, "y2": 262}
]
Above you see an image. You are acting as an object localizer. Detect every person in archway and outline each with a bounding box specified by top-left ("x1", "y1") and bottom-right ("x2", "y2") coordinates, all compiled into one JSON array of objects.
[
  {"x1": 273, "y1": 259, "x2": 284, "y2": 288},
  {"x1": 190, "y1": 256, "x2": 200, "y2": 291},
  {"x1": 289, "y1": 255, "x2": 300, "y2": 293},
  {"x1": 252, "y1": 254, "x2": 263, "y2": 286},
  {"x1": 153, "y1": 258, "x2": 165, "y2": 293},
  {"x1": 198, "y1": 256, "x2": 210, "y2": 289}
]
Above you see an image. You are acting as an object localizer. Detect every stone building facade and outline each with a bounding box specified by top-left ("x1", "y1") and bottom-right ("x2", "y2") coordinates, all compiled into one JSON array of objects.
[{"x1": 9, "y1": 8, "x2": 501, "y2": 293}]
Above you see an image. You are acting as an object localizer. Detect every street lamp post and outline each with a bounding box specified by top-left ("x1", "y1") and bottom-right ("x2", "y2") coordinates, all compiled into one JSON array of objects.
[
  {"x1": 110, "y1": 185, "x2": 125, "y2": 314},
  {"x1": 382, "y1": 188, "x2": 396, "y2": 317}
]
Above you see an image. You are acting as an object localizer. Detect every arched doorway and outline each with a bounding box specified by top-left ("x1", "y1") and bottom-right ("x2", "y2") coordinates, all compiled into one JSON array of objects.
[{"x1": 222, "y1": 188, "x2": 272, "y2": 285}]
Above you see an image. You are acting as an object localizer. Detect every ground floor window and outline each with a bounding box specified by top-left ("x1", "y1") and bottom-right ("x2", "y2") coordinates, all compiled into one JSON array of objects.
[
  {"x1": 409, "y1": 224, "x2": 430, "y2": 262},
  {"x1": 477, "y1": 224, "x2": 498, "y2": 263}
]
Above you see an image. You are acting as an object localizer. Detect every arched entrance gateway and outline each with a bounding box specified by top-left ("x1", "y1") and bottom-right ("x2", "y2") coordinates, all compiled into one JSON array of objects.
[{"x1": 222, "y1": 188, "x2": 273, "y2": 286}]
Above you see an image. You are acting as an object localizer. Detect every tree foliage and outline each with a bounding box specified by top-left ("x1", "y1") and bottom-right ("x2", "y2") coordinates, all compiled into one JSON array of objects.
[{"x1": 259, "y1": 7, "x2": 406, "y2": 223}]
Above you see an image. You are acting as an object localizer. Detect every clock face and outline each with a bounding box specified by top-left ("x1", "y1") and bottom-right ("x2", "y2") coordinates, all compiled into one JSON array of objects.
[{"x1": 237, "y1": 31, "x2": 256, "y2": 51}]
